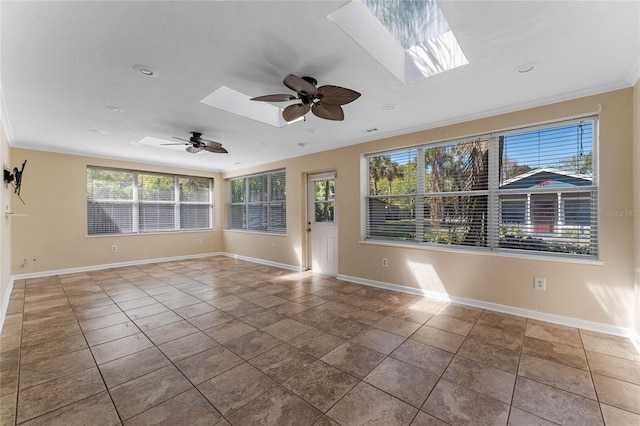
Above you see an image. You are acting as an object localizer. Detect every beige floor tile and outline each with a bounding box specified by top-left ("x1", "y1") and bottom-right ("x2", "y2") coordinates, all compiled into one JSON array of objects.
[
  {"x1": 351, "y1": 328, "x2": 406, "y2": 355},
  {"x1": 443, "y1": 356, "x2": 516, "y2": 404},
  {"x1": 16, "y1": 367, "x2": 106, "y2": 423},
  {"x1": 518, "y1": 354, "x2": 596, "y2": 399},
  {"x1": 110, "y1": 364, "x2": 192, "y2": 420},
  {"x1": 411, "y1": 411, "x2": 449, "y2": 425},
  {"x1": 158, "y1": 331, "x2": 217, "y2": 362},
  {"x1": 18, "y1": 391, "x2": 119, "y2": 426},
  {"x1": 411, "y1": 325, "x2": 465, "y2": 353},
  {"x1": 512, "y1": 377, "x2": 603, "y2": 426},
  {"x1": 580, "y1": 330, "x2": 640, "y2": 362},
  {"x1": 425, "y1": 314, "x2": 475, "y2": 336},
  {"x1": 224, "y1": 330, "x2": 283, "y2": 360},
  {"x1": 115, "y1": 296, "x2": 158, "y2": 311},
  {"x1": 587, "y1": 351, "x2": 640, "y2": 385},
  {"x1": 197, "y1": 363, "x2": 277, "y2": 416},
  {"x1": 327, "y1": 381, "x2": 417, "y2": 425},
  {"x1": 592, "y1": 373, "x2": 640, "y2": 415},
  {"x1": 91, "y1": 332, "x2": 154, "y2": 364},
  {"x1": 476, "y1": 311, "x2": 526, "y2": 334},
  {"x1": 423, "y1": 379, "x2": 509, "y2": 426},
  {"x1": 72, "y1": 303, "x2": 121, "y2": 321},
  {"x1": 124, "y1": 388, "x2": 222, "y2": 426},
  {"x1": 391, "y1": 339, "x2": 454, "y2": 376},
  {"x1": 131, "y1": 310, "x2": 182, "y2": 331},
  {"x1": 173, "y1": 301, "x2": 217, "y2": 319},
  {"x1": 250, "y1": 343, "x2": 317, "y2": 382},
  {"x1": 288, "y1": 328, "x2": 345, "y2": 358},
  {"x1": 144, "y1": 319, "x2": 199, "y2": 345},
  {"x1": 600, "y1": 403, "x2": 640, "y2": 426},
  {"x1": 78, "y1": 312, "x2": 130, "y2": 332},
  {"x1": 373, "y1": 315, "x2": 421, "y2": 337},
  {"x1": 84, "y1": 320, "x2": 140, "y2": 346},
  {"x1": 19, "y1": 334, "x2": 88, "y2": 364},
  {"x1": 365, "y1": 357, "x2": 439, "y2": 408},
  {"x1": 98, "y1": 346, "x2": 170, "y2": 388},
  {"x1": 240, "y1": 309, "x2": 287, "y2": 328},
  {"x1": 507, "y1": 407, "x2": 557, "y2": 425},
  {"x1": 187, "y1": 309, "x2": 234, "y2": 330},
  {"x1": 262, "y1": 318, "x2": 313, "y2": 341},
  {"x1": 437, "y1": 304, "x2": 483, "y2": 323},
  {"x1": 469, "y1": 323, "x2": 524, "y2": 351},
  {"x1": 283, "y1": 360, "x2": 359, "y2": 412},
  {"x1": 19, "y1": 348, "x2": 96, "y2": 389},
  {"x1": 525, "y1": 320, "x2": 583, "y2": 348},
  {"x1": 321, "y1": 342, "x2": 386, "y2": 379},
  {"x1": 0, "y1": 392, "x2": 16, "y2": 426},
  {"x1": 522, "y1": 336, "x2": 588, "y2": 370},
  {"x1": 175, "y1": 346, "x2": 244, "y2": 385},
  {"x1": 227, "y1": 385, "x2": 322, "y2": 425}
]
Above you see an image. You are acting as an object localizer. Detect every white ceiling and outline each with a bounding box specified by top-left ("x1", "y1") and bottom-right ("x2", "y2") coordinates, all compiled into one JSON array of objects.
[{"x1": 2, "y1": 1, "x2": 638, "y2": 173}]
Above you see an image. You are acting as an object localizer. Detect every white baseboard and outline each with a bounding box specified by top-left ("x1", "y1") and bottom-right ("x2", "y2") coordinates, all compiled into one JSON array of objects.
[
  {"x1": 221, "y1": 252, "x2": 303, "y2": 272},
  {"x1": 0, "y1": 277, "x2": 15, "y2": 334},
  {"x1": 338, "y1": 273, "x2": 640, "y2": 352},
  {"x1": 11, "y1": 252, "x2": 224, "y2": 281}
]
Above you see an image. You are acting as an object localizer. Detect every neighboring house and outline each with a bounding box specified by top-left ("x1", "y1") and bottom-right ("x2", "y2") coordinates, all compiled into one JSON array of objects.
[{"x1": 499, "y1": 167, "x2": 593, "y2": 235}]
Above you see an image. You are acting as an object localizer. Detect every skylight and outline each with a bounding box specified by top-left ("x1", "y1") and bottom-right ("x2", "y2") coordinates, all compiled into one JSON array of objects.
[
  {"x1": 329, "y1": 0, "x2": 468, "y2": 84},
  {"x1": 200, "y1": 86, "x2": 302, "y2": 128}
]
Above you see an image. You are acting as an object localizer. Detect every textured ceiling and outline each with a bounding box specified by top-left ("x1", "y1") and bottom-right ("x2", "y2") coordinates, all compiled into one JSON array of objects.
[{"x1": 2, "y1": 1, "x2": 638, "y2": 172}]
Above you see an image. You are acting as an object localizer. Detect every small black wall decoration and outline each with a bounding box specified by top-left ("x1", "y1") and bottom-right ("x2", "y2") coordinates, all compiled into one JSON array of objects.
[{"x1": 3, "y1": 160, "x2": 27, "y2": 204}]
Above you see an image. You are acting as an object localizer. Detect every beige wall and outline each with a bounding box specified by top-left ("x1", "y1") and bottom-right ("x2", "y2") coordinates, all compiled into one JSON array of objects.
[
  {"x1": 9, "y1": 149, "x2": 223, "y2": 275},
  {"x1": 224, "y1": 88, "x2": 636, "y2": 329},
  {"x1": 1, "y1": 122, "x2": 12, "y2": 321},
  {"x1": 6, "y1": 88, "x2": 637, "y2": 332}
]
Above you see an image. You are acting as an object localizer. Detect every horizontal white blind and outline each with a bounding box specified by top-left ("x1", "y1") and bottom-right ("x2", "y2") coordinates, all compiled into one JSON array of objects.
[
  {"x1": 366, "y1": 117, "x2": 598, "y2": 259},
  {"x1": 228, "y1": 170, "x2": 286, "y2": 234},
  {"x1": 87, "y1": 167, "x2": 212, "y2": 235}
]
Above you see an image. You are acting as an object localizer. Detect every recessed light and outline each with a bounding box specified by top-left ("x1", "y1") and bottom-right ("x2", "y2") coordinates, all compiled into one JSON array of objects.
[
  {"x1": 105, "y1": 105, "x2": 123, "y2": 112},
  {"x1": 365, "y1": 128, "x2": 378, "y2": 133},
  {"x1": 383, "y1": 104, "x2": 396, "y2": 110},
  {"x1": 307, "y1": 129, "x2": 316, "y2": 133},
  {"x1": 89, "y1": 129, "x2": 107, "y2": 135},
  {"x1": 234, "y1": 162, "x2": 242, "y2": 165},
  {"x1": 516, "y1": 62, "x2": 536, "y2": 73},
  {"x1": 133, "y1": 64, "x2": 157, "y2": 77},
  {"x1": 298, "y1": 143, "x2": 306, "y2": 148}
]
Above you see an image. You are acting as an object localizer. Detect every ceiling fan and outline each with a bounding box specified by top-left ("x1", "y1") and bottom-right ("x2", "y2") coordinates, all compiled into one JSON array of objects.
[
  {"x1": 251, "y1": 74, "x2": 361, "y2": 122},
  {"x1": 164, "y1": 132, "x2": 228, "y2": 154}
]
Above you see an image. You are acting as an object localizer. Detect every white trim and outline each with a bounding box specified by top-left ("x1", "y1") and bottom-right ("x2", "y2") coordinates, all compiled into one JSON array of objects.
[
  {"x1": 11, "y1": 252, "x2": 223, "y2": 281},
  {"x1": 627, "y1": 57, "x2": 640, "y2": 86},
  {"x1": 0, "y1": 81, "x2": 15, "y2": 146},
  {"x1": 0, "y1": 277, "x2": 15, "y2": 334},
  {"x1": 221, "y1": 252, "x2": 303, "y2": 272},
  {"x1": 337, "y1": 273, "x2": 639, "y2": 352}
]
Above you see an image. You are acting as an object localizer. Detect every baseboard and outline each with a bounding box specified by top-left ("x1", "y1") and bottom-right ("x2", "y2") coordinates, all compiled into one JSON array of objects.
[
  {"x1": 11, "y1": 252, "x2": 224, "y2": 281},
  {"x1": 221, "y1": 252, "x2": 303, "y2": 272},
  {"x1": 0, "y1": 277, "x2": 15, "y2": 334},
  {"x1": 338, "y1": 273, "x2": 640, "y2": 349}
]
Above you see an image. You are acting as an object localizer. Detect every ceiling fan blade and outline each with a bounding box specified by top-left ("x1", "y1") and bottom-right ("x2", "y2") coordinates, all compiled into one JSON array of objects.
[
  {"x1": 186, "y1": 146, "x2": 204, "y2": 153},
  {"x1": 283, "y1": 74, "x2": 318, "y2": 96},
  {"x1": 196, "y1": 138, "x2": 223, "y2": 148},
  {"x1": 204, "y1": 145, "x2": 228, "y2": 154},
  {"x1": 172, "y1": 137, "x2": 190, "y2": 143},
  {"x1": 282, "y1": 103, "x2": 311, "y2": 122},
  {"x1": 312, "y1": 103, "x2": 344, "y2": 121},
  {"x1": 250, "y1": 94, "x2": 297, "y2": 102},
  {"x1": 317, "y1": 85, "x2": 361, "y2": 105},
  {"x1": 161, "y1": 142, "x2": 189, "y2": 146}
]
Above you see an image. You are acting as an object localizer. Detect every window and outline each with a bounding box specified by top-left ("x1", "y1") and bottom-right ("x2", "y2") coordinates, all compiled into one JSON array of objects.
[
  {"x1": 87, "y1": 167, "x2": 212, "y2": 235},
  {"x1": 313, "y1": 178, "x2": 335, "y2": 222},
  {"x1": 228, "y1": 170, "x2": 286, "y2": 234},
  {"x1": 366, "y1": 117, "x2": 598, "y2": 258}
]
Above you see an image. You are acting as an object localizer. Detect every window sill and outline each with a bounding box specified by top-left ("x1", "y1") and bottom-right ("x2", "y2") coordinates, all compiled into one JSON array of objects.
[
  {"x1": 223, "y1": 229, "x2": 287, "y2": 237},
  {"x1": 87, "y1": 229, "x2": 216, "y2": 238},
  {"x1": 359, "y1": 240, "x2": 604, "y2": 266}
]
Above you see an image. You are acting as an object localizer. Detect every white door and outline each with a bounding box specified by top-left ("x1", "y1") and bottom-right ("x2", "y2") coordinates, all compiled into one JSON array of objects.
[{"x1": 307, "y1": 172, "x2": 337, "y2": 275}]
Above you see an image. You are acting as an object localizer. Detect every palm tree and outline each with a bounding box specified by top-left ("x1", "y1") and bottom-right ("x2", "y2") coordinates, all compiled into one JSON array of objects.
[
  {"x1": 425, "y1": 146, "x2": 447, "y2": 228},
  {"x1": 369, "y1": 155, "x2": 391, "y2": 195},
  {"x1": 383, "y1": 160, "x2": 403, "y2": 195}
]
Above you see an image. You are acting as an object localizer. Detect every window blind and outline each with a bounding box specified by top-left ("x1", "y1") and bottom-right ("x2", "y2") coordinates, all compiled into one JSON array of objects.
[
  {"x1": 228, "y1": 170, "x2": 286, "y2": 234},
  {"x1": 366, "y1": 117, "x2": 598, "y2": 258}
]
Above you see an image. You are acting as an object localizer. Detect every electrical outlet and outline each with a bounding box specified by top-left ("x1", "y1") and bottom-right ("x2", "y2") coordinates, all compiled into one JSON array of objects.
[
  {"x1": 196, "y1": 238, "x2": 202, "y2": 245},
  {"x1": 111, "y1": 245, "x2": 118, "y2": 253},
  {"x1": 534, "y1": 277, "x2": 546, "y2": 291},
  {"x1": 381, "y1": 258, "x2": 388, "y2": 267}
]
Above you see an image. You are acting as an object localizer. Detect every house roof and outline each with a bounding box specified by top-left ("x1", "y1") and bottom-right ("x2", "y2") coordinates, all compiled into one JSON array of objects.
[
  {"x1": 501, "y1": 167, "x2": 593, "y2": 189},
  {"x1": 1, "y1": 1, "x2": 638, "y2": 173}
]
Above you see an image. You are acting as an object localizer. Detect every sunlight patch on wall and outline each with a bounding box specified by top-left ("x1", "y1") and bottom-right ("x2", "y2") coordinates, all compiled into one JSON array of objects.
[
  {"x1": 329, "y1": 0, "x2": 468, "y2": 84},
  {"x1": 406, "y1": 259, "x2": 448, "y2": 295}
]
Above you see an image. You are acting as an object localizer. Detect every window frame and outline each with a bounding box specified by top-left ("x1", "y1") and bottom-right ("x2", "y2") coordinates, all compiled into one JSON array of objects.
[
  {"x1": 364, "y1": 116, "x2": 599, "y2": 259},
  {"x1": 227, "y1": 169, "x2": 286, "y2": 235},
  {"x1": 87, "y1": 166, "x2": 213, "y2": 236}
]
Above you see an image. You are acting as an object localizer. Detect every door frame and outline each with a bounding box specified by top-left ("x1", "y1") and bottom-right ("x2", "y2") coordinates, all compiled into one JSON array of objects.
[{"x1": 305, "y1": 171, "x2": 337, "y2": 274}]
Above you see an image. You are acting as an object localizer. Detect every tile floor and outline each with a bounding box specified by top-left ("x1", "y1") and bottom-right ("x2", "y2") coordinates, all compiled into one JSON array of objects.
[{"x1": 1, "y1": 256, "x2": 639, "y2": 425}]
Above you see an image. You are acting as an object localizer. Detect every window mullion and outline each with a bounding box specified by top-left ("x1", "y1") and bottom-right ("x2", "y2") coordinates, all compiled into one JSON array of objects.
[
  {"x1": 133, "y1": 172, "x2": 139, "y2": 233},
  {"x1": 488, "y1": 135, "x2": 499, "y2": 249},
  {"x1": 174, "y1": 177, "x2": 180, "y2": 230},
  {"x1": 416, "y1": 147, "x2": 425, "y2": 243}
]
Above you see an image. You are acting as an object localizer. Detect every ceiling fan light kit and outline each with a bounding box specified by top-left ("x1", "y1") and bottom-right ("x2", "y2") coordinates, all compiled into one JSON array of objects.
[{"x1": 164, "y1": 132, "x2": 229, "y2": 154}]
